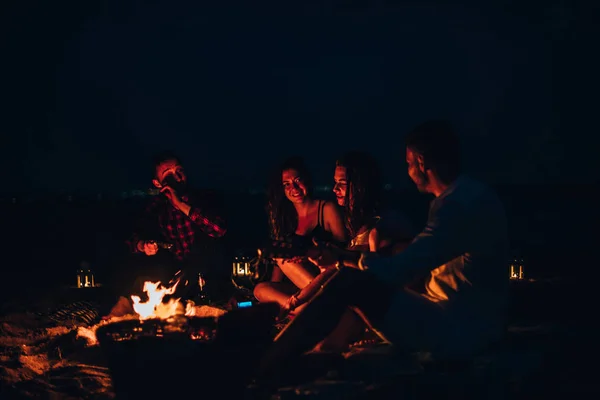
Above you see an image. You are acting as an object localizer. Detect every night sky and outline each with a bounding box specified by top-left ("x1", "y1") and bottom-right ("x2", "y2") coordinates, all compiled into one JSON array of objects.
[{"x1": 3, "y1": 1, "x2": 596, "y2": 194}]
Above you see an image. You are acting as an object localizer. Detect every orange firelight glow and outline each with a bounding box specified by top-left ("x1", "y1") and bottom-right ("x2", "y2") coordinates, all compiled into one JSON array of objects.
[{"x1": 130, "y1": 280, "x2": 225, "y2": 320}]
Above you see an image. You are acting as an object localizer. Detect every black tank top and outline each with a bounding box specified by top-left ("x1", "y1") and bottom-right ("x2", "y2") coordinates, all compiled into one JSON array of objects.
[{"x1": 293, "y1": 200, "x2": 331, "y2": 245}]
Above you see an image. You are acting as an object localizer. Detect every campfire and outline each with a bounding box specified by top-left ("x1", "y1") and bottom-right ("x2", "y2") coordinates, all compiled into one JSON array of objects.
[
  {"x1": 89, "y1": 279, "x2": 279, "y2": 400},
  {"x1": 131, "y1": 280, "x2": 182, "y2": 319},
  {"x1": 131, "y1": 280, "x2": 185, "y2": 319},
  {"x1": 76, "y1": 278, "x2": 226, "y2": 346},
  {"x1": 131, "y1": 278, "x2": 226, "y2": 320}
]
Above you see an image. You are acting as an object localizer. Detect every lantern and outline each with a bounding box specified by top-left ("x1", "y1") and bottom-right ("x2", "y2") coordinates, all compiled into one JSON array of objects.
[
  {"x1": 195, "y1": 272, "x2": 208, "y2": 303},
  {"x1": 231, "y1": 254, "x2": 257, "y2": 291},
  {"x1": 77, "y1": 262, "x2": 95, "y2": 288},
  {"x1": 232, "y1": 256, "x2": 252, "y2": 277},
  {"x1": 509, "y1": 258, "x2": 524, "y2": 280}
]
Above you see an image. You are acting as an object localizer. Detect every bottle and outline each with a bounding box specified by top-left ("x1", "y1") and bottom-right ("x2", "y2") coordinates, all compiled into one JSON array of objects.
[{"x1": 194, "y1": 272, "x2": 208, "y2": 304}]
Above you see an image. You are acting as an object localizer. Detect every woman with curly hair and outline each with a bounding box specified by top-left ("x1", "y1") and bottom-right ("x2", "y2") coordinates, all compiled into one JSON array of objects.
[
  {"x1": 253, "y1": 156, "x2": 347, "y2": 312},
  {"x1": 288, "y1": 151, "x2": 414, "y2": 351},
  {"x1": 333, "y1": 151, "x2": 413, "y2": 252}
]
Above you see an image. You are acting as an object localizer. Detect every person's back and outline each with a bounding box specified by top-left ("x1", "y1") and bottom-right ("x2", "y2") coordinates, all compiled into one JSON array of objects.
[{"x1": 421, "y1": 176, "x2": 509, "y2": 349}]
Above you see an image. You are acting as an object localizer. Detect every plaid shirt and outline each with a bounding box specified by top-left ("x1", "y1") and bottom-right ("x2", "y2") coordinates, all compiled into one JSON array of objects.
[{"x1": 128, "y1": 191, "x2": 227, "y2": 261}]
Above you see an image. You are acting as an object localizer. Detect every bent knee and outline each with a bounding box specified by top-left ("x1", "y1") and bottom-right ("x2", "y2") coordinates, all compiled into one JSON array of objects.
[{"x1": 253, "y1": 282, "x2": 271, "y2": 302}]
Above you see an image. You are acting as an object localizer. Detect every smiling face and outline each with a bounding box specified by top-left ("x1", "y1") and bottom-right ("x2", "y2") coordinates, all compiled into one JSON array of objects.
[
  {"x1": 282, "y1": 168, "x2": 308, "y2": 204},
  {"x1": 333, "y1": 166, "x2": 348, "y2": 207}
]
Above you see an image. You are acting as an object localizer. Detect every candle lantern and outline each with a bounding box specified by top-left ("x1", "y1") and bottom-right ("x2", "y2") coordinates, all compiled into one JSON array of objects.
[
  {"x1": 77, "y1": 262, "x2": 95, "y2": 288},
  {"x1": 231, "y1": 253, "x2": 257, "y2": 291},
  {"x1": 518, "y1": 258, "x2": 524, "y2": 280},
  {"x1": 509, "y1": 258, "x2": 525, "y2": 280},
  {"x1": 232, "y1": 256, "x2": 253, "y2": 277}
]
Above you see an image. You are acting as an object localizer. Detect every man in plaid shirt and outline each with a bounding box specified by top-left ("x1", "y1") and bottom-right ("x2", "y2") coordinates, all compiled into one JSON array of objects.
[
  {"x1": 129, "y1": 152, "x2": 227, "y2": 262},
  {"x1": 105, "y1": 152, "x2": 228, "y2": 318}
]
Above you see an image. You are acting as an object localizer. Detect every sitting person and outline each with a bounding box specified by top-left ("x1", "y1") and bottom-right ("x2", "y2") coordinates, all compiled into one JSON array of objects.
[
  {"x1": 367, "y1": 120, "x2": 509, "y2": 359},
  {"x1": 105, "y1": 151, "x2": 228, "y2": 318},
  {"x1": 256, "y1": 120, "x2": 509, "y2": 380},
  {"x1": 284, "y1": 151, "x2": 415, "y2": 350},
  {"x1": 333, "y1": 150, "x2": 414, "y2": 253},
  {"x1": 253, "y1": 156, "x2": 347, "y2": 314}
]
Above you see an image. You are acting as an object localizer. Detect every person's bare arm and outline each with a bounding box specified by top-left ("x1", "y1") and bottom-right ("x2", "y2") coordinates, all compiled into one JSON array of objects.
[
  {"x1": 160, "y1": 187, "x2": 227, "y2": 238},
  {"x1": 271, "y1": 264, "x2": 284, "y2": 282},
  {"x1": 322, "y1": 201, "x2": 348, "y2": 243},
  {"x1": 369, "y1": 227, "x2": 412, "y2": 255},
  {"x1": 363, "y1": 200, "x2": 470, "y2": 286}
]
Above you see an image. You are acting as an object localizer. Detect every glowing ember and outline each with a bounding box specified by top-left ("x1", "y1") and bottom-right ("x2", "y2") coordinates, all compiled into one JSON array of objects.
[{"x1": 131, "y1": 280, "x2": 183, "y2": 320}]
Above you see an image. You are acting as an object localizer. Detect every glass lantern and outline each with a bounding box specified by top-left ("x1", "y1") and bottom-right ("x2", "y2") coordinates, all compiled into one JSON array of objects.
[
  {"x1": 77, "y1": 262, "x2": 95, "y2": 288},
  {"x1": 232, "y1": 256, "x2": 252, "y2": 277},
  {"x1": 509, "y1": 258, "x2": 524, "y2": 280}
]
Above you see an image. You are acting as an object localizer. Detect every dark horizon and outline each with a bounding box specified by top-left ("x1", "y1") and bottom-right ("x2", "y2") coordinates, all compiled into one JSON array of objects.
[
  {"x1": 0, "y1": 182, "x2": 590, "y2": 291},
  {"x1": 1, "y1": 181, "x2": 599, "y2": 198}
]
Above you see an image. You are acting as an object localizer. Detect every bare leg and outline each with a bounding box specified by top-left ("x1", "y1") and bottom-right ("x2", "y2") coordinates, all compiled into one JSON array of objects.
[
  {"x1": 254, "y1": 260, "x2": 320, "y2": 313},
  {"x1": 253, "y1": 282, "x2": 298, "y2": 308},
  {"x1": 278, "y1": 260, "x2": 320, "y2": 289},
  {"x1": 256, "y1": 268, "x2": 394, "y2": 384},
  {"x1": 295, "y1": 267, "x2": 338, "y2": 304},
  {"x1": 313, "y1": 309, "x2": 367, "y2": 352}
]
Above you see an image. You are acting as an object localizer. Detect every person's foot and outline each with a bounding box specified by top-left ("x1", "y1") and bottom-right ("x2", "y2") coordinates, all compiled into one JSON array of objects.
[
  {"x1": 310, "y1": 338, "x2": 349, "y2": 354},
  {"x1": 102, "y1": 296, "x2": 135, "y2": 320},
  {"x1": 274, "y1": 314, "x2": 292, "y2": 331}
]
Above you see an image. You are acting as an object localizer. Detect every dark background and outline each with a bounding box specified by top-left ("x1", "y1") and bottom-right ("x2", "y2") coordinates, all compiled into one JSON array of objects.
[
  {"x1": 1, "y1": 0, "x2": 597, "y2": 297},
  {"x1": 2, "y1": 0, "x2": 597, "y2": 192}
]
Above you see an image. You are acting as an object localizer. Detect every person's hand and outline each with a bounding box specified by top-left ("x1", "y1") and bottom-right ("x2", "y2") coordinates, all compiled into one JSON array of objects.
[
  {"x1": 160, "y1": 185, "x2": 182, "y2": 206},
  {"x1": 277, "y1": 294, "x2": 300, "y2": 321},
  {"x1": 308, "y1": 239, "x2": 364, "y2": 270},
  {"x1": 137, "y1": 240, "x2": 158, "y2": 256},
  {"x1": 307, "y1": 239, "x2": 341, "y2": 271},
  {"x1": 308, "y1": 254, "x2": 337, "y2": 273}
]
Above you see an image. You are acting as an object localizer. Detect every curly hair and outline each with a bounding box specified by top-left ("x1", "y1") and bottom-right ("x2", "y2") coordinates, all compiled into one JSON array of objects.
[
  {"x1": 336, "y1": 151, "x2": 383, "y2": 238},
  {"x1": 266, "y1": 156, "x2": 314, "y2": 240}
]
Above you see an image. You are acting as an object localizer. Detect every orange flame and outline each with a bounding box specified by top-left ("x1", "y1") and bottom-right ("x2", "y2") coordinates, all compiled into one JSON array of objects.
[
  {"x1": 130, "y1": 279, "x2": 227, "y2": 321},
  {"x1": 131, "y1": 280, "x2": 183, "y2": 320}
]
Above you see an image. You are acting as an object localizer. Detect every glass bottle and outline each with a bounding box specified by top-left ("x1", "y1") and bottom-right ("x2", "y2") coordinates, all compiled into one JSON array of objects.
[{"x1": 194, "y1": 272, "x2": 208, "y2": 304}]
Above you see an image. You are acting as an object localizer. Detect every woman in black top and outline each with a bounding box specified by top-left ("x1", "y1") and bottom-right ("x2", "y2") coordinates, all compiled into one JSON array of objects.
[
  {"x1": 253, "y1": 156, "x2": 346, "y2": 312},
  {"x1": 285, "y1": 151, "x2": 415, "y2": 351}
]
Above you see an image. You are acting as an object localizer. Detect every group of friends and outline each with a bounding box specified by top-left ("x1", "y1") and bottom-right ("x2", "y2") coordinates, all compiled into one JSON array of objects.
[{"x1": 105, "y1": 119, "x2": 509, "y2": 363}]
